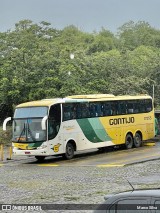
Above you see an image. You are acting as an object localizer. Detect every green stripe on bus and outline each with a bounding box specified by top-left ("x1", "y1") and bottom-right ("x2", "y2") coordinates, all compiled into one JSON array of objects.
[
  {"x1": 28, "y1": 141, "x2": 43, "y2": 148},
  {"x1": 77, "y1": 118, "x2": 111, "y2": 143},
  {"x1": 77, "y1": 118, "x2": 101, "y2": 142},
  {"x1": 88, "y1": 118, "x2": 111, "y2": 142}
]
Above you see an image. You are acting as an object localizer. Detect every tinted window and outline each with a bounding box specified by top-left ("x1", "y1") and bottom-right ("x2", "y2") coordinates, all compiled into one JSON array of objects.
[
  {"x1": 102, "y1": 102, "x2": 112, "y2": 116},
  {"x1": 118, "y1": 101, "x2": 127, "y2": 115},
  {"x1": 153, "y1": 199, "x2": 160, "y2": 213},
  {"x1": 48, "y1": 104, "x2": 61, "y2": 139},
  {"x1": 62, "y1": 98, "x2": 153, "y2": 121},
  {"x1": 63, "y1": 103, "x2": 80, "y2": 120},
  {"x1": 113, "y1": 198, "x2": 149, "y2": 213}
]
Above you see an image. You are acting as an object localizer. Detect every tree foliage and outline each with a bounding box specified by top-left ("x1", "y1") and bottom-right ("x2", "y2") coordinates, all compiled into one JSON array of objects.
[{"x1": 0, "y1": 20, "x2": 160, "y2": 122}]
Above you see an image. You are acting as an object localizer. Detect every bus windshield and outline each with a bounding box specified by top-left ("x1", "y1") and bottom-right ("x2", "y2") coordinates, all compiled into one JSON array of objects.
[
  {"x1": 14, "y1": 107, "x2": 48, "y2": 118},
  {"x1": 13, "y1": 107, "x2": 48, "y2": 143}
]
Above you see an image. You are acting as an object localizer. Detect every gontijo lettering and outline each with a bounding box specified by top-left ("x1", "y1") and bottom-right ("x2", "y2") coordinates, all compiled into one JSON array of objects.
[{"x1": 109, "y1": 117, "x2": 135, "y2": 125}]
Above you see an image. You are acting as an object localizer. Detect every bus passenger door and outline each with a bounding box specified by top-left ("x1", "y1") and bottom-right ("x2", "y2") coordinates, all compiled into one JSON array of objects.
[{"x1": 48, "y1": 104, "x2": 63, "y2": 154}]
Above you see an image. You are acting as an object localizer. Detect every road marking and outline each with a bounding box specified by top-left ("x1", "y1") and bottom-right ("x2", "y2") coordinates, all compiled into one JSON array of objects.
[
  {"x1": 37, "y1": 149, "x2": 160, "y2": 167},
  {"x1": 37, "y1": 163, "x2": 59, "y2": 167},
  {"x1": 143, "y1": 142, "x2": 155, "y2": 146},
  {"x1": 0, "y1": 164, "x2": 3, "y2": 167},
  {"x1": 97, "y1": 164, "x2": 125, "y2": 167},
  {"x1": 98, "y1": 152, "x2": 160, "y2": 167}
]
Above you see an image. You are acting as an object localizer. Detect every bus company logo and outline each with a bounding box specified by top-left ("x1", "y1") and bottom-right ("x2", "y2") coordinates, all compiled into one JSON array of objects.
[
  {"x1": 14, "y1": 143, "x2": 28, "y2": 150},
  {"x1": 109, "y1": 117, "x2": 135, "y2": 125},
  {"x1": 53, "y1": 143, "x2": 61, "y2": 152},
  {"x1": 63, "y1": 125, "x2": 75, "y2": 130},
  {"x1": 144, "y1": 116, "x2": 152, "y2": 120}
]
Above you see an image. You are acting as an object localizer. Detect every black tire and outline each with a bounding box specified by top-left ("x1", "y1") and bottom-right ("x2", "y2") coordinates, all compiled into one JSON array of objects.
[
  {"x1": 35, "y1": 156, "x2": 45, "y2": 162},
  {"x1": 134, "y1": 132, "x2": 142, "y2": 148},
  {"x1": 125, "y1": 134, "x2": 133, "y2": 149},
  {"x1": 64, "y1": 142, "x2": 74, "y2": 160}
]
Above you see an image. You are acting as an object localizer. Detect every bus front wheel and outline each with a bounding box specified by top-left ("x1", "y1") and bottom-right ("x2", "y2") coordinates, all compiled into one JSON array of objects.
[
  {"x1": 64, "y1": 142, "x2": 74, "y2": 160},
  {"x1": 125, "y1": 134, "x2": 133, "y2": 149},
  {"x1": 134, "y1": 132, "x2": 142, "y2": 148}
]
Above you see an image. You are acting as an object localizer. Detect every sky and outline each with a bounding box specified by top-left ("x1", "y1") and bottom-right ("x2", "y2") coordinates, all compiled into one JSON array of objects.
[{"x1": 1, "y1": 0, "x2": 160, "y2": 33}]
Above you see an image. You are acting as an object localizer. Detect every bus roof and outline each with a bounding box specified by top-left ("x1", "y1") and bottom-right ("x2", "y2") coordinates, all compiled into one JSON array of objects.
[
  {"x1": 16, "y1": 94, "x2": 152, "y2": 108},
  {"x1": 16, "y1": 99, "x2": 60, "y2": 108},
  {"x1": 66, "y1": 94, "x2": 152, "y2": 102},
  {"x1": 66, "y1": 94, "x2": 115, "y2": 99}
]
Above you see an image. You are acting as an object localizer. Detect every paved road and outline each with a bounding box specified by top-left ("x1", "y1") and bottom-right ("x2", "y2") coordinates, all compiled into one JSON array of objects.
[
  {"x1": 1, "y1": 141, "x2": 160, "y2": 167},
  {"x1": 0, "y1": 141, "x2": 160, "y2": 213}
]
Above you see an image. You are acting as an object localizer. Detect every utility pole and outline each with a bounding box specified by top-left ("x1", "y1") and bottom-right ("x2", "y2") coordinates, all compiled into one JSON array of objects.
[{"x1": 153, "y1": 84, "x2": 155, "y2": 101}]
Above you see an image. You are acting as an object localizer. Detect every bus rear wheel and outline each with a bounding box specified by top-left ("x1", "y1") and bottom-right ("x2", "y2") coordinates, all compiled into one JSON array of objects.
[
  {"x1": 134, "y1": 132, "x2": 142, "y2": 148},
  {"x1": 63, "y1": 142, "x2": 74, "y2": 160},
  {"x1": 35, "y1": 156, "x2": 45, "y2": 162},
  {"x1": 125, "y1": 133, "x2": 133, "y2": 149}
]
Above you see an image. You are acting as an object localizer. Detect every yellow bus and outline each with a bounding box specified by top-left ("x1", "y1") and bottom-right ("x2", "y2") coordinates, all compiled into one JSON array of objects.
[{"x1": 3, "y1": 94, "x2": 155, "y2": 161}]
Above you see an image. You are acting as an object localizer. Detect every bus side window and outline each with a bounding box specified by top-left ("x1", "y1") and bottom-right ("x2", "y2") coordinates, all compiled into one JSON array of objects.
[
  {"x1": 111, "y1": 102, "x2": 118, "y2": 115},
  {"x1": 49, "y1": 104, "x2": 61, "y2": 123},
  {"x1": 95, "y1": 103, "x2": 102, "y2": 116},
  {"x1": 81, "y1": 103, "x2": 90, "y2": 118},
  {"x1": 103, "y1": 103, "x2": 112, "y2": 116},
  {"x1": 118, "y1": 101, "x2": 126, "y2": 115},
  {"x1": 139, "y1": 100, "x2": 146, "y2": 113},
  {"x1": 63, "y1": 112, "x2": 70, "y2": 121},
  {"x1": 145, "y1": 99, "x2": 152, "y2": 112},
  {"x1": 71, "y1": 105, "x2": 77, "y2": 119},
  {"x1": 63, "y1": 104, "x2": 71, "y2": 121},
  {"x1": 63, "y1": 103, "x2": 83, "y2": 120},
  {"x1": 90, "y1": 103, "x2": 96, "y2": 117},
  {"x1": 134, "y1": 100, "x2": 140, "y2": 113},
  {"x1": 76, "y1": 104, "x2": 82, "y2": 119},
  {"x1": 127, "y1": 101, "x2": 134, "y2": 114},
  {"x1": 134, "y1": 100, "x2": 139, "y2": 113}
]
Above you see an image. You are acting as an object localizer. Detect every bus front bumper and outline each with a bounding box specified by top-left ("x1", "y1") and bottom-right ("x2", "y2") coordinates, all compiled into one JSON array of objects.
[{"x1": 13, "y1": 148, "x2": 48, "y2": 156}]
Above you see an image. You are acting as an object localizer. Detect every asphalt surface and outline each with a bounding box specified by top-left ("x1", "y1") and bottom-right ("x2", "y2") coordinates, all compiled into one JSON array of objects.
[
  {"x1": 0, "y1": 139, "x2": 160, "y2": 213},
  {"x1": 1, "y1": 139, "x2": 160, "y2": 167}
]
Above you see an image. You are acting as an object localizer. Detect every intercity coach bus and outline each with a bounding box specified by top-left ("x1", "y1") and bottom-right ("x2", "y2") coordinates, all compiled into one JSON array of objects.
[{"x1": 3, "y1": 94, "x2": 155, "y2": 161}]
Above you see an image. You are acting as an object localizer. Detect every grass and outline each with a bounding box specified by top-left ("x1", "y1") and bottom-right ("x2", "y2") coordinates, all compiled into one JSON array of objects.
[
  {"x1": 64, "y1": 196, "x2": 80, "y2": 201},
  {"x1": 0, "y1": 126, "x2": 12, "y2": 146}
]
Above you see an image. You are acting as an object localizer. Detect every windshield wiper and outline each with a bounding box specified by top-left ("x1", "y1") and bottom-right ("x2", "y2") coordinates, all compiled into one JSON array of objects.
[
  {"x1": 17, "y1": 123, "x2": 26, "y2": 143},
  {"x1": 27, "y1": 122, "x2": 36, "y2": 141}
]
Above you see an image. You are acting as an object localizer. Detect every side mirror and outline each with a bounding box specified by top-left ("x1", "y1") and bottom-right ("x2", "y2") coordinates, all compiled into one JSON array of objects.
[
  {"x1": 3, "y1": 117, "x2": 12, "y2": 131},
  {"x1": 41, "y1": 116, "x2": 48, "y2": 130}
]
